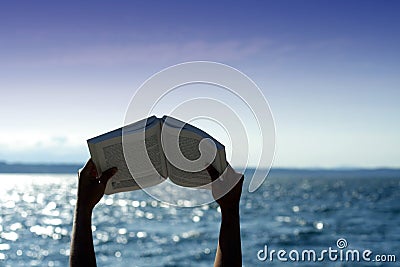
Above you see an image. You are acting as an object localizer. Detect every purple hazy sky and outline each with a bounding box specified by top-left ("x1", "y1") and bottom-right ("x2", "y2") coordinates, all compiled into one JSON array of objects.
[{"x1": 0, "y1": 1, "x2": 399, "y2": 167}]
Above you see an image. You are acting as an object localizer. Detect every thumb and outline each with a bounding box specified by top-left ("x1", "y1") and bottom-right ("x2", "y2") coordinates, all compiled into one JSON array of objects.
[
  {"x1": 206, "y1": 164, "x2": 221, "y2": 181},
  {"x1": 99, "y1": 167, "x2": 118, "y2": 185},
  {"x1": 80, "y1": 159, "x2": 96, "y2": 177}
]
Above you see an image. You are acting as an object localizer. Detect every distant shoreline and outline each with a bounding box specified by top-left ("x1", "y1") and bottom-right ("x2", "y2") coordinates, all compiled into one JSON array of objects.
[
  {"x1": 0, "y1": 162, "x2": 82, "y2": 174},
  {"x1": 0, "y1": 162, "x2": 399, "y2": 176}
]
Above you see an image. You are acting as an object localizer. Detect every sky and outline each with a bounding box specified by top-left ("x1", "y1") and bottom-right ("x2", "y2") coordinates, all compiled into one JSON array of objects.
[{"x1": 0, "y1": 1, "x2": 399, "y2": 168}]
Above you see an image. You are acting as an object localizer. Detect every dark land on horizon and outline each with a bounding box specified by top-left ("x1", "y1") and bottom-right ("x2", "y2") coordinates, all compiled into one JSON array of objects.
[
  {"x1": 0, "y1": 161, "x2": 399, "y2": 178},
  {"x1": 0, "y1": 161, "x2": 82, "y2": 174}
]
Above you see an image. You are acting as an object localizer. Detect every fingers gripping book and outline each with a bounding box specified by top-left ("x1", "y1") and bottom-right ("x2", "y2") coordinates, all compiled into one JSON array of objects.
[{"x1": 87, "y1": 116, "x2": 227, "y2": 194}]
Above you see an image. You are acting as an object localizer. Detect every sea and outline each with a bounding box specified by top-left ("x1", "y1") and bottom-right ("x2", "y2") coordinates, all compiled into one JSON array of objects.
[{"x1": 0, "y1": 169, "x2": 399, "y2": 267}]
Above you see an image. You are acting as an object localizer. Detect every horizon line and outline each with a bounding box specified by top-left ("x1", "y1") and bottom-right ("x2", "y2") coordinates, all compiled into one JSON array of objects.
[{"x1": 1, "y1": 161, "x2": 400, "y2": 170}]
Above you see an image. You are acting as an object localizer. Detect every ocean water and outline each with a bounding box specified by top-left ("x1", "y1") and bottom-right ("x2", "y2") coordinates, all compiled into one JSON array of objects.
[{"x1": 0, "y1": 170, "x2": 399, "y2": 266}]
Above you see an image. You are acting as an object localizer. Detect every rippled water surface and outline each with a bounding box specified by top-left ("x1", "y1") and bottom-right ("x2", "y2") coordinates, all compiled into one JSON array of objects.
[{"x1": 0, "y1": 171, "x2": 399, "y2": 266}]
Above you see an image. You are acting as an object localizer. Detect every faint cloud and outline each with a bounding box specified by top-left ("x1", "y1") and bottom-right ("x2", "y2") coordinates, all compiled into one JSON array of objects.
[
  {"x1": 0, "y1": 133, "x2": 82, "y2": 151},
  {"x1": 0, "y1": 134, "x2": 87, "y2": 163},
  {"x1": 7, "y1": 39, "x2": 271, "y2": 67}
]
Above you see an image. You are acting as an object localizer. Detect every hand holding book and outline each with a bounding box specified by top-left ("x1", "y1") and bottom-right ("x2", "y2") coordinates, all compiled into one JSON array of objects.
[
  {"x1": 207, "y1": 164, "x2": 244, "y2": 209},
  {"x1": 76, "y1": 159, "x2": 118, "y2": 212},
  {"x1": 206, "y1": 163, "x2": 243, "y2": 267}
]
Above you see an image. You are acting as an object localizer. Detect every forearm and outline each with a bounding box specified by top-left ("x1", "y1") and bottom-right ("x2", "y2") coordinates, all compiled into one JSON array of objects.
[
  {"x1": 214, "y1": 206, "x2": 242, "y2": 267},
  {"x1": 70, "y1": 205, "x2": 97, "y2": 267}
]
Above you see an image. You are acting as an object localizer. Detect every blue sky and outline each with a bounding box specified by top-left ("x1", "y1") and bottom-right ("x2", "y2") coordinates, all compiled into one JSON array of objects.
[{"x1": 0, "y1": 1, "x2": 399, "y2": 167}]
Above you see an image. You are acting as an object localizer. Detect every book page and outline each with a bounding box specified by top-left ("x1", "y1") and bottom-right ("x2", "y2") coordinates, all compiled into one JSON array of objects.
[
  {"x1": 123, "y1": 125, "x2": 167, "y2": 178},
  {"x1": 162, "y1": 125, "x2": 226, "y2": 188},
  {"x1": 88, "y1": 118, "x2": 167, "y2": 194},
  {"x1": 102, "y1": 138, "x2": 142, "y2": 193}
]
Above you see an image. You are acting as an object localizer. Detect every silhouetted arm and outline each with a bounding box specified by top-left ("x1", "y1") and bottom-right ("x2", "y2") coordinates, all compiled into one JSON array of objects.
[
  {"x1": 70, "y1": 159, "x2": 117, "y2": 267},
  {"x1": 208, "y1": 164, "x2": 243, "y2": 267}
]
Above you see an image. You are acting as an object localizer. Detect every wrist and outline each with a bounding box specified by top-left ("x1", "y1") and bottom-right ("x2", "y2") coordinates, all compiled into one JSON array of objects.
[
  {"x1": 75, "y1": 201, "x2": 94, "y2": 218},
  {"x1": 220, "y1": 204, "x2": 240, "y2": 217}
]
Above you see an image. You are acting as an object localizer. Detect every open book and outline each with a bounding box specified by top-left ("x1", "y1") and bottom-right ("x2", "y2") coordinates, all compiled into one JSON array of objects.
[{"x1": 87, "y1": 116, "x2": 227, "y2": 194}]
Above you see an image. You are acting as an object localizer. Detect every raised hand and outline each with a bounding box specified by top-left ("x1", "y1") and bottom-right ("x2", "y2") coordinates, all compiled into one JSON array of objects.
[
  {"x1": 77, "y1": 159, "x2": 117, "y2": 211},
  {"x1": 207, "y1": 163, "x2": 243, "y2": 267},
  {"x1": 70, "y1": 159, "x2": 117, "y2": 267}
]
